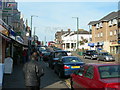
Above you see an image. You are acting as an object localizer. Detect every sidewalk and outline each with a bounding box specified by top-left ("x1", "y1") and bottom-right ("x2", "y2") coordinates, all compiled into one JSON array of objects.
[{"x1": 2, "y1": 64, "x2": 25, "y2": 89}]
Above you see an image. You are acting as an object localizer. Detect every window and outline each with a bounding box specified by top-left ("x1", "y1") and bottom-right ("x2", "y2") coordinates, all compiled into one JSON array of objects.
[
  {"x1": 110, "y1": 31, "x2": 113, "y2": 36},
  {"x1": 99, "y1": 23, "x2": 103, "y2": 28},
  {"x1": 98, "y1": 65, "x2": 120, "y2": 79},
  {"x1": 101, "y1": 33, "x2": 103, "y2": 37},
  {"x1": 84, "y1": 66, "x2": 94, "y2": 79},
  {"x1": 113, "y1": 19, "x2": 117, "y2": 25},
  {"x1": 96, "y1": 24, "x2": 99, "y2": 29},
  {"x1": 114, "y1": 30, "x2": 117, "y2": 35},
  {"x1": 109, "y1": 20, "x2": 112, "y2": 26},
  {"x1": 98, "y1": 33, "x2": 100, "y2": 37},
  {"x1": 77, "y1": 66, "x2": 85, "y2": 76}
]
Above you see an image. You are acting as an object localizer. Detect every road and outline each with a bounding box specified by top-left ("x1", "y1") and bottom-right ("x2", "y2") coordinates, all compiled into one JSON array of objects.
[{"x1": 40, "y1": 60, "x2": 69, "y2": 89}]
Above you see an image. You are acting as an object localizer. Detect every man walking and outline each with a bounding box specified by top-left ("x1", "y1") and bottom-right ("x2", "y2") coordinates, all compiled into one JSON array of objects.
[{"x1": 23, "y1": 52, "x2": 44, "y2": 90}]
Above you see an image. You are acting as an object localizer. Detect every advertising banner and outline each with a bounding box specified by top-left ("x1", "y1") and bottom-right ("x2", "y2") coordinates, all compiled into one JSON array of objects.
[
  {"x1": 6, "y1": 2, "x2": 17, "y2": 10},
  {"x1": 0, "y1": 0, "x2": 2, "y2": 10}
]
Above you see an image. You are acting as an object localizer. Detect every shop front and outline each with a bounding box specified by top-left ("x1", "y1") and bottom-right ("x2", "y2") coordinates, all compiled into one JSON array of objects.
[{"x1": 110, "y1": 42, "x2": 120, "y2": 54}]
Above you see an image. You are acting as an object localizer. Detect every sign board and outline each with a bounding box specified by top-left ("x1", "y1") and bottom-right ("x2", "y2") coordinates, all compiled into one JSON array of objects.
[
  {"x1": 0, "y1": 1, "x2": 1, "y2": 7},
  {"x1": 6, "y1": 2, "x2": 17, "y2": 10}
]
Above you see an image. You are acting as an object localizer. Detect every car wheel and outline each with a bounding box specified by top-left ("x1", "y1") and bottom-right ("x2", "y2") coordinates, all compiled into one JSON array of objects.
[
  {"x1": 83, "y1": 55, "x2": 86, "y2": 59},
  {"x1": 97, "y1": 58, "x2": 100, "y2": 61},
  {"x1": 104, "y1": 58, "x2": 106, "y2": 62},
  {"x1": 91, "y1": 56, "x2": 93, "y2": 60}
]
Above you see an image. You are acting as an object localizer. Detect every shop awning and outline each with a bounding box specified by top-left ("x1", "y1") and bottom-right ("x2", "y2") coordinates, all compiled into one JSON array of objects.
[
  {"x1": 0, "y1": 33, "x2": 11, "y2": 41},
  {"x1": 88, "y1": 43, "x2": 94, "y2": 47}
]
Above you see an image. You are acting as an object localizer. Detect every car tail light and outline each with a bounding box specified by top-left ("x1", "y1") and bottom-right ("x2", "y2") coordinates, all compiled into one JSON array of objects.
[
  {"x1": 64, "y1": 65, "x2": 70, "y2": 69},
  {"x1": 105, "y1": 83, "x2": 119, "y2": 90}
]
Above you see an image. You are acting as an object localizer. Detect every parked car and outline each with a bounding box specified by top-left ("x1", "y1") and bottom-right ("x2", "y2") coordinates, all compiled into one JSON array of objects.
[
  {"x1": 71, "y1": 63, "x2": 120, "y2": 89},
  {"x1": 83, "y1": 50, "x2": 98, "y2": 59},
  {"x1": 48, "y1": 50, "x2": 68, "y2": 69},
  {"x1": 97, "y1": 52, "x2": 115, "y2": 62},
  {"x1": 42, "y1": 52, "x2": 51, "y2": 62},
  {"x1": 54, "y1": 56, "x2": 85, "y2": 78}
]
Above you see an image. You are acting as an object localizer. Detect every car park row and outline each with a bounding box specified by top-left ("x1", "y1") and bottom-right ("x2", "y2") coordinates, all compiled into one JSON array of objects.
[{"x1": 38, "y1": 46, "x2": 120, "y2": 90}]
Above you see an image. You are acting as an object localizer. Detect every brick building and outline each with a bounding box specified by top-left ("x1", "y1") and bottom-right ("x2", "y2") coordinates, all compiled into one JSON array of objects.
[{"x1": 88, "y1": 11, "x2": 120, "y2": 54}]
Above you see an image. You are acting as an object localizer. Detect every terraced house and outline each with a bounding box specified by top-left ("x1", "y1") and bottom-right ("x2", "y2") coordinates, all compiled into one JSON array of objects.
[{"x1": 88, "y1": 11, "x2": 120, "y2": 54}]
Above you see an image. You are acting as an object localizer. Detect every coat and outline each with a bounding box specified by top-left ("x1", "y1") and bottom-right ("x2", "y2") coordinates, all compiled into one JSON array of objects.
[{"x1": 23, "y1": 60, "x2": 44, "y2": 86}]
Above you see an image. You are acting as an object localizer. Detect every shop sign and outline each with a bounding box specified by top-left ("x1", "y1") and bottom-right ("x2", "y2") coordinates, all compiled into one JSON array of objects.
[
  {"x1": 111, "y1": 42, "x2": 117, "y2": 45},
  {"x1": 6, "y1": 2, "x2": 17, "y2": 10},
  {"x1": 0, "y1": 25, "x2": 9, "y2": 36},
  {"x1": 16, "y1": 36, "x2": 24, "y2": 44},
  {"x1": 9, "y1": 35, "x2": 15, "y2": 40}
]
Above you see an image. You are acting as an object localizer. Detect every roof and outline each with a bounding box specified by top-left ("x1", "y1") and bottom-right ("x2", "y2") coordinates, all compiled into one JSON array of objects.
[{"x1": 88, "y1": 11, "x2": 118, "y2": 25}]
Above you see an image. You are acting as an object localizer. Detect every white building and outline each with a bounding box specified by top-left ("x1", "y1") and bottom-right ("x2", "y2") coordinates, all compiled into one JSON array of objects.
[{"x1": 62, "y1": 30, "x2": 92, "y2": 51}]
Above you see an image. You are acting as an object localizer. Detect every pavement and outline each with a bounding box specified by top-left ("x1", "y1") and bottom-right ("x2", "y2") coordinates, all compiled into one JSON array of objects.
[{"x1": 2, "y1": 59, "x2": 69, "y2": 90}]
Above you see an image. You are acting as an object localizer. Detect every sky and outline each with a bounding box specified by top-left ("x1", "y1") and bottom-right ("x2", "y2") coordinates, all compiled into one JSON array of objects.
[{"x1": 16, "y1": 0, "x2": 118, "y2": 42}]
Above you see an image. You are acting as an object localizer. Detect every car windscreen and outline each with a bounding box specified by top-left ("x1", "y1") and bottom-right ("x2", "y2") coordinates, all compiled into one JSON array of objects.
[
  {"x1": 55, "y1": 52, "x2": 67, "y2": 58},
  {"x1": 98, "y1": 65, "x2": 120, "y2": 79},
  {"x1": 102, "y1": 53, "x2": 109, "y2": 56},
  {"x1": 62, "y1": 57, "x2": 82, "y2": 63}
]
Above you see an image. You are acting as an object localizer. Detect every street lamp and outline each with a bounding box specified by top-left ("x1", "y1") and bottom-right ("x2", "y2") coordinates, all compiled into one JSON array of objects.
[
  {"x1": 72, "y1": 17, "x2": 79, "y2": 51},
  {"x1": 28, "y1": 15, "x2": 38, "y2": 57},
  {"x1": 30, "y1": 15, "x2": 38, "y2": 41}
]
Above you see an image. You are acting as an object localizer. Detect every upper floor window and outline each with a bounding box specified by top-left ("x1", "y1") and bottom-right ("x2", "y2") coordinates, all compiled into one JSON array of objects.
[
  {"x1": 99, "y1": 22, "x2": 103, "y2": 28},
  {"x1": 113, "y1": 19, "x2": 117, "y2": 25},
  {"x1": 108, "y1": 20, "x2": 112, "y2": 27},
  {"x1": 110, "y1": 31, "x2": 113, "y2": 36},
  {"x1": 96, "y1": 24, "x2": 99, "y2": 29},
  {"x1": 98, "y1": 33, "x2": 100, "y2": 37},
  {"x1": 101, "y1": 33, "x2": 103, "y2": 37},
  {"x1": 114, "y1": 30, "x2": 117, "y2": 35}
]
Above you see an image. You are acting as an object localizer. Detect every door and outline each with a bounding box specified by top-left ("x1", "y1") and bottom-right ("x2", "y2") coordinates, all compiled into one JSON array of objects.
[
  {"x1": 82, "y1": 65, "x2": 94, "y2": 88},
  {"x1": 72, "y1": 66, "x2": 86, "y2": 89}
]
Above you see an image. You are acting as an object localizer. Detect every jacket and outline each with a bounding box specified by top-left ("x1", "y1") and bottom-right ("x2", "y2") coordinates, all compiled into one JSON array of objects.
[{"x1": 23, "y1": 60, "x2": 44, "y2": 86}]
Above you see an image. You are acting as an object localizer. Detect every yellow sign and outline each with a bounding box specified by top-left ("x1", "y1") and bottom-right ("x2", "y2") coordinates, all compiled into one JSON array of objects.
[
  {"x1": 0, "y1": 25, "x2": 9, "y2": 36},
  {"x1": 71, "y1": 66, "x2": 80, "y2": 68}
]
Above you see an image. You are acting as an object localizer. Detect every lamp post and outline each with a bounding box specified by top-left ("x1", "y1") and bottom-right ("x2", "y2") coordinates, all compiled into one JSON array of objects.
[
  {"x1": 28, "y1": 15, "x2": 38, "y2": 57},
  {"x1": 30, "y1": 15, "x2": 38, "y2": 45},
  {"x1": 72, "y1": 17, "x2": 79, "y2": 51}
]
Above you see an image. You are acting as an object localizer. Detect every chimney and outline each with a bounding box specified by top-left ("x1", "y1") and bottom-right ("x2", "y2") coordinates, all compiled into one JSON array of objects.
[{"x1": 68, "y1": 29, "x2": 71, "y2": 32}]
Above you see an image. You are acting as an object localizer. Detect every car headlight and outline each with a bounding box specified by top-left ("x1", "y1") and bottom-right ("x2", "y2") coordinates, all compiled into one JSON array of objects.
[{"x1": 106, "y1": 57, "x2": 109, "y2": 60}]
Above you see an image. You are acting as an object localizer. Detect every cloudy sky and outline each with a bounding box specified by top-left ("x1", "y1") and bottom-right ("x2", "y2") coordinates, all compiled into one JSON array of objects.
[{"x1": 16, "y1": 0, "x2": 118, "y2": 42}]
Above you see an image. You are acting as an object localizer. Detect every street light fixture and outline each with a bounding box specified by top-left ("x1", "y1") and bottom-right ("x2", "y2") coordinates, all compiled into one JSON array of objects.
[{"x1": 72, "y1": 17, "x2": 79, "y2": 51}]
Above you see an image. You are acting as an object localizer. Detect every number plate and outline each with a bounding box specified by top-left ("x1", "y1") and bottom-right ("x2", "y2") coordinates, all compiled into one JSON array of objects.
[{"x1": 71, "y1": 66, "x2": 80, "y2": 68}]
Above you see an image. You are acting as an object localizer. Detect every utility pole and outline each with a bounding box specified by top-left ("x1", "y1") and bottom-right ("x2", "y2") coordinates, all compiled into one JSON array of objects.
[
  {"x1": 72, "y1": 17, "x2": 79, "y2": 50},
  {"x1": 34, "y1": 27, "x2": 36, "y2": 38}
]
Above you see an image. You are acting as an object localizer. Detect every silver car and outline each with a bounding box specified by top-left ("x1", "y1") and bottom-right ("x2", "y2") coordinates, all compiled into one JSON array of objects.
[{"x1": 97, "y1": 52, "x2": 115, "y2": 61}]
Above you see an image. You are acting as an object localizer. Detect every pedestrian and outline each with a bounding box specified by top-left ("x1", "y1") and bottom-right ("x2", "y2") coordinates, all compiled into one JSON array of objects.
[
  {"x1": 23, "y1": 52, "x2": 44, "y2": 90},
  {"x1": 23, "y1": 49, "x2": 27, "y2": 63}
]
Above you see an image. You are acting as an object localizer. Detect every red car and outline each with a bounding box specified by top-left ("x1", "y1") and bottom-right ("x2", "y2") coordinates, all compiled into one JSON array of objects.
[{"x1": 71, "y1": 63, "x2": 120, "y2": 90}]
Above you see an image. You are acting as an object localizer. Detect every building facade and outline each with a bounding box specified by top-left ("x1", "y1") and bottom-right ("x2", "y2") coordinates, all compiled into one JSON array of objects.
[
  {"x1": 61, "y1": 29, "x2": 92, "y2": 51},
  {"x1": 89, "y1": 11, "x2": 120, "y2": 54}
]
